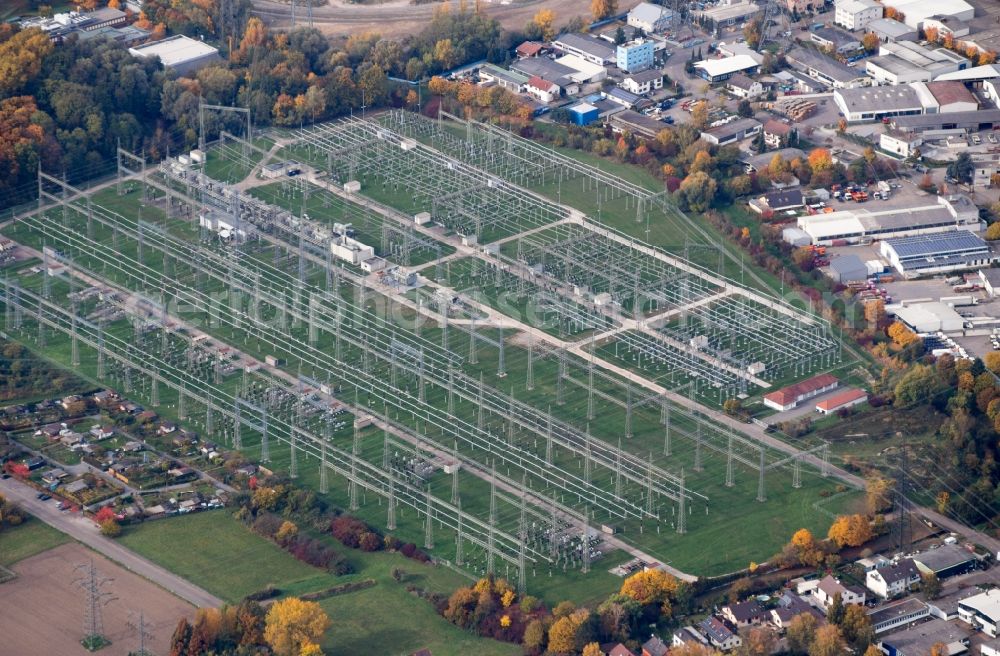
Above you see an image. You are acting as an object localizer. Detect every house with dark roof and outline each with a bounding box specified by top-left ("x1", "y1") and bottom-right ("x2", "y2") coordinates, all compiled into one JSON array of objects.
[
  {"x1": 722, "y1": 599, "x2": 769, "y2": 627},
  {"x1": 699, "y1": 617, "x2": 742, "y2": 651},
  {"x1": 641, "y1": 635, "x2": 669, "y2": 656},
  {"x1": 606, "y1": 643, "x2": 639, "y2": 656},
  {"x1": 673, "y1": 626, "x2": 710, "y2": 648},
  {"x1": 772, "y1": 592, "x2": 825, "y2": 630},
  {"x1": 813, "y1": 575, "x2": 866, "y2": 610},
  {"x1": 748, "y1": 188, "x2": 805, "y2": 214},
  {"x1": 866, "y1": 558, "x2": 921, "y2": 598},
  {"x1": 727, "y1": 73, "x2": 763, "y2": 99}
]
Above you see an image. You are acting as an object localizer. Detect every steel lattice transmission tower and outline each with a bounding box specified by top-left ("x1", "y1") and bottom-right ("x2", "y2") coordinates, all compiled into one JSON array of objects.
[
  {"x1": 74, "y1": 560, "x2": 117, "y2": 651},
  {"x1": 127, "y1": 610, "x2": 155, "y2": 656}
]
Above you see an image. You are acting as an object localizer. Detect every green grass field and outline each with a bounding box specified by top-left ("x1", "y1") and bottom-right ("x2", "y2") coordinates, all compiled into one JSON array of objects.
[
  {"x1": 118, "y1": 511, "x2": 519, "y2": 655},
  {"x1": 0, "y1": 517, "x2": 70, "y2": 567},
  {"x1": 118, "y1": 511, "x2": 332, "y2": 603}
]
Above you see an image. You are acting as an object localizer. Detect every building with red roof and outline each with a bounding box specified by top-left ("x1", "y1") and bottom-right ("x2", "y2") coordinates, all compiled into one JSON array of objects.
[
  {"x1": 763, "y1": 373, "x2": 839, "y2": 412},
  {"x1": 815, "y1": 387, "x2": 868, "y2": 414}
]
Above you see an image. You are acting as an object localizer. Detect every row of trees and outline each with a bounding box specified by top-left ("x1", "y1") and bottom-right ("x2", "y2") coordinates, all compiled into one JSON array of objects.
[
  {"x1": 168, "y1": 597, "x2": 330, "y2": 656},
  {"x1": 436, "y1": 567, "x2": 691, "y2": 654}
]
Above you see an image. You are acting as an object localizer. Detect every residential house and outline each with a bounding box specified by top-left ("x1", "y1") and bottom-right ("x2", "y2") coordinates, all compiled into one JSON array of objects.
[
  {"x1": 763, "y1": 119, "x2": 794, "y2": 148},
  {"x1": 622, "y1": 69, "x2": 663, "y2": 95},
  {"x1": 749, "y1": 188, "x2": 805, "y2": 214},
  {"x1": 727, "y1": 73, "x2": 763, "y2": 99},
  {"x1": 771, "y1": 591, "x2": 825, "y2": 630},
  {"x1": 59, "y1": 432, "x2": 84, "y2": 449},
  {"x1": 813, "y1": 575, "x2": 866, "y2": 610},
  {"x1": 866, "y1": 558, "x2": 921, "y2": 598},
  {"x1": 89, "y1": 425, "x2": 115, "y2": 440},
  {"x1": 515, "y1": 41, "x2": 548, "y2": 58},
  {"x1": 699, "y1": 617, "x2": 741, "y2": 651},
  {"x1": 39, "y1": 423, "x2": 63, "y2": 440},
  {"x1": 25, "y1": 455, "x2": 45, "y2": 470},
  {"x1": 135, "y1": 410, "x2": 157, "y2": 424},
  {"x1": 64, "y1": 478, "x2": 89, "y2": 495},
  {"x1": 672, "y1": 627, "x2": 710, "y2": 648},
  {"x1": 92, "y1": 390, "x2": 118, "y2": 405},
  {"x1": 641, "y1": 635, "x2": 669, "y2": 656},
  {"x1": 60, "y1": 395, "x2": 83, "y2": 411},
  {"x1": 41, "y1": 468, "x2": 68, "y2": 485},
  {"x1": 628, "y1": 2, "x2": 672, "y2": 33},
  {"x1": 526, "y1": 77, "x2": 560, "y2": 103},
  {"x1": 722, "y1": 600, "x2": 769, "y2": 627},
  {"x1": 607, "y1": 643, "x2": 638, "y2": 656}
]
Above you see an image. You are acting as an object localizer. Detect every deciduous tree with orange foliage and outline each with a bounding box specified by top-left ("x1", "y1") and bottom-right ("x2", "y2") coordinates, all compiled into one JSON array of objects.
[
  {"x1": 263, "y1": 598, "x2": 331, "y2": 656},
  {"x1": 591, "y1": 0, "x2": 618, "y2": 21},
  {"x1": 827, "y1": 514, "x2": 873, "y2": 548},
  {"x1": 807, "y1": 148, "x2": 833, "y2": 174}
]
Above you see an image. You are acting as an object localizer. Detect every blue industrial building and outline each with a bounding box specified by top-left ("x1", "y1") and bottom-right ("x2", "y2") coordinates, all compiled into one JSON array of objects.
[
  {"x1": 616, "y1": 40, "x2": 654, "y2": 73},
  {"x1": 568, "y1": 102, "x2": 600, "y2": 126}
]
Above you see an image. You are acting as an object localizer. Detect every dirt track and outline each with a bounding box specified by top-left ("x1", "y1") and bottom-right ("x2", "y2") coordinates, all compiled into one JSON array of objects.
[
  {"x1": 0, "y1": 543, "x2": 194, "y2": 656},
  {"x1": 253, "y1": 0, "x2": 644, "y2": 39}
]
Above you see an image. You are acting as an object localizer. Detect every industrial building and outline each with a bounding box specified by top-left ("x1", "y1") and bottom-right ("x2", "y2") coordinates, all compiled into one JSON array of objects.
[
  {"x1": 129, "y1": 36, "x2": 222, "y2": 76},
  {"x1": 699, "y1": 118, "x2": 762, "y2": 146},
  {"x1": 511, "y1": 58, "x2": 581, "y2": 94},
  {"x1": 867, "y1": 18, "x2": 918, "y2": 43},
  {"x1": 552, "y1": 34, "x2": 615, "y2": 65},
  {"x1": 879, "y1": 231, "x2": 996, "y2": 276},
  {"x1": 878, "y1": 619, "x2": 970, "y2": 656},
  {"x1": 958, "y1": 590, "x2": 1000, "y2": 637},
  {"x1": 865, "y1": 42, "x2": 967, "y2": 85},
  {"x1": 609, "y1": 110, "x2": 669, "y2": 138},
  {"x1": 628, "y1": 2, "x2": 672, "y2": 33},
  {"x1": 889, "y1": 109, "x2": 1000, "y2": 134},
  {"x1": 891, "y1": 301, "x2": 965, "y2": 332},
  {"x1": 568, "y1": 103, "x2": 600, "y2": 126},
  {"x1": 810, "y1": 27, "x2": 862, "y2": 55},
  {"x1": 913, "y1": 543, "x2": 982, "y2": 579},
  {"x1": 553, "y1": 55, "x2": 608, "y2": 84},
  {"x1": 867, "y1": 598, "x2": 930, "y2": 634},
  {"x1": 828, "y1": 254, "x2": 870, "y2": 283},
  {"x1": 879, "y1": 0, "x2": 975, "y2": 30},
  {"x1": 692, "y1": 1, "x2": 760, "y2": 29},
  {"x1": 834, "y1": 85, "x2": 923, "y2": 122},
  {"x1": 786, "y1": 48, "x2": 869, "y2": 89},
  {"x1": 763, "y1": 374, "x2": 839, "y2": 412},
  {"x1": 479, "y1": 64, "x2": 529, "y2": 92},
  {"x1": 796, "y1": 194, "x2": 981, "y2": 245},
  {"x1": 815, "y1": 387, "x2": 868, "y2": 414},
  {"x1": 834, "y1": 0, "x2": 883, "y2": 31},
  {"x1": 616, "y1": 39, "x2": 655, "y2": 73},
  {"x1": 979, "y1": 269, "x2": 1000, "y2": 297},
  {"x1": 20, "y1": 7, "x2": 127, "y2": 41},
  {"x1": 694, "y1": 55, "x2": 760, "y2": 83}
]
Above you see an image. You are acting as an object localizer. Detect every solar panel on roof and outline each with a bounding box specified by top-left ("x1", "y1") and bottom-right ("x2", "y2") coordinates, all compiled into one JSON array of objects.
[{"x1": 885, "y1": 231, "x2": 987, "y2": 259}]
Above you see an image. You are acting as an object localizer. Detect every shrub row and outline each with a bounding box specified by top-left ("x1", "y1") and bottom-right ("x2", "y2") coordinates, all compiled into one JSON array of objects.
[{"x1": 299, "y1": 579, "x2": 377, "y2": 601}]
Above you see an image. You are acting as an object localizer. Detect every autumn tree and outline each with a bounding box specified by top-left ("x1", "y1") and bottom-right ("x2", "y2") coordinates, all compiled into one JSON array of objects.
[
  {"x1": 786, "y1": 613, "x2": 818, "y2": 655},
  {"x1": 922, "y1": 571, "x2": 942, "y2": 599},
  {"x1": 169, "y1": 618, "x2": 192, "y2": 656},
  {"x1": 678, "y1": 171, "x2": 717, "y2": 213},
  {"x1": 808, "y1": 148, "x2": 833, "y2": 174},
  {"x1": 0, "y1": 28, "x2": 54, "y2": 97},
  {"x1": 924, "y1": 26, "x2": 939, "y2": 43},
  {"x1": 827, "y1": 514, "x2": 873, "y2": 548},
  {"x1": 736, "y1": 627, "x2": 777, "y2": 656},
  {"x1": 868, "y1": 475, "x2": 895, "y2": 516},
  {"x1": 839, "y1": 604, "x2": 875, "y2": 652},
  {"x1": 523, "y1": 618, "x2": 547, "y2": 654},
  {"x1": 894, "y1": 364, "x2": 938, "y2": 407},
  {"x1": 809, "y1": 623, "x2": 847, "y2": 656},
  {"x1": 583, "y1": 642, "x2": 603, "y2": 656},
  {"x1": 531, "y1": 9, "x2": 557, "y2": 42},
  {"x1": 591, "y1": 0, "x2": 618, "y2": 21},
  {"x1": 619, "y1": 569, "x2": 681, "y2": 608},
  {"x1": 548, "y1": 608, "x2": 593, "y2": 654},
  {"x1": 264, "y1": 598, "x2": 331, "y2": 656},
  {"x1": 862, "y1": 32, "x2": 880, "y2": 52}
]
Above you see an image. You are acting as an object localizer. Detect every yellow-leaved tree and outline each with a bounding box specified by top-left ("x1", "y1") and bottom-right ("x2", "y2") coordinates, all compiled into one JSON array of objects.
[{"x1": 264, "y1": 598, "x2": 331, "y2": 656}]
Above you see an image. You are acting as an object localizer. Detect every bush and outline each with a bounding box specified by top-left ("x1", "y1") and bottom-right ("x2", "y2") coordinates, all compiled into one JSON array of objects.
[
  {"x1": 384, "y1": 535, "x2": 401, "y2": 551},
  {"x1": 99, "y1": 519, "x2": 121, "y2": 537},
  {"x1": 330, "y1": 515, "x2": 371, "y2": 548},
  {"x1": 244, "y1": 585, "x2": 281, "y2": 602},
  {"x1": 358, "y1": 531, "x2": 382, "y2": 552},
  {"x1": 252, "y1": 512, "x2": 284, "y2": 539}
]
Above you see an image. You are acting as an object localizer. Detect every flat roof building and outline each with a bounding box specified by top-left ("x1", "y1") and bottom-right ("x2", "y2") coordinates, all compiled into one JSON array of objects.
[
  {"x1": 835, "y1": 0, "x2": 883, "y2": 31},
  {"x1": 834, "y1": 85, "x2": 923, "y2": 122},
  {"x1": 610, "y1": 110, "x2": 668, "y2": 138},
  {"x1": 787, "y1": 47, "x2": 869, "y2": 89},
  {"x1": 880, "y1": 231, "x2": 995, "y2": 276},
  {"x1": 693, "y1": 2, "x2": 760, "y2": 28},
  {"x1": 797, "y1": 194, "x2": 980, "y2": 245},
  {"x1": 867, "y1": 18, "x2": 918, "y2": 42},
  {"x1": 810, "y1": 26, "x2": 862, "y2": 55},
  {"x1": 699, "y1": 117, "x2": 762, "y2": 146},
  {"x1": 913, "y1": 543, "x2": 982, "y2": 579},
  {"x1": 878, "y1": 618, "x2": 970, "y2": 656},
  {"x1": 866, "y1": 41, "x2": 967, "y2": 85},
  {"x1": 890, "y1": 109, "x2": 1000, "y2": 133},
  {"x1": 879, "y1": 0, "x2": 974, "y2": 30},
  {"x1": 958, "y1": 589, "x2": 1000, "y2": 637},
  {"x1": 552, "y1": 33, "x2": 615, "y2": 65},
  {"x1": 694, "y1": 54, "x2": 760, "y2": 82},
  {"x1": 129, "y1": 35, "x2": 222, "y2": 76}
]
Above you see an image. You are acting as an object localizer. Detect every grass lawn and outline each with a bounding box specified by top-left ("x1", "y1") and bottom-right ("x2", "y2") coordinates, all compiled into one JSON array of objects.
[
  {"x1": 118, "y1": 510, "x2": 332, "y2": 603},
  {"x1": 318, "y1": 550, "x2": 519, "y2": 656},
  {"x1": 0, "y1": 517, "x2": 70, "y2": 566},
  {"x1": 117, "y1": 511, "x2": 520, "y2": 655}
]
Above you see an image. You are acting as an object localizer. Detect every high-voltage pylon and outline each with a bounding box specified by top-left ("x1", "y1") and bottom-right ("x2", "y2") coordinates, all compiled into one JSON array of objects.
[
  {"x1": 74, "y1": 560, "x2": 116, "y2": 651},
  {"x1": 126, "y1": 610, "x2": 154, "y2": 656}
]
